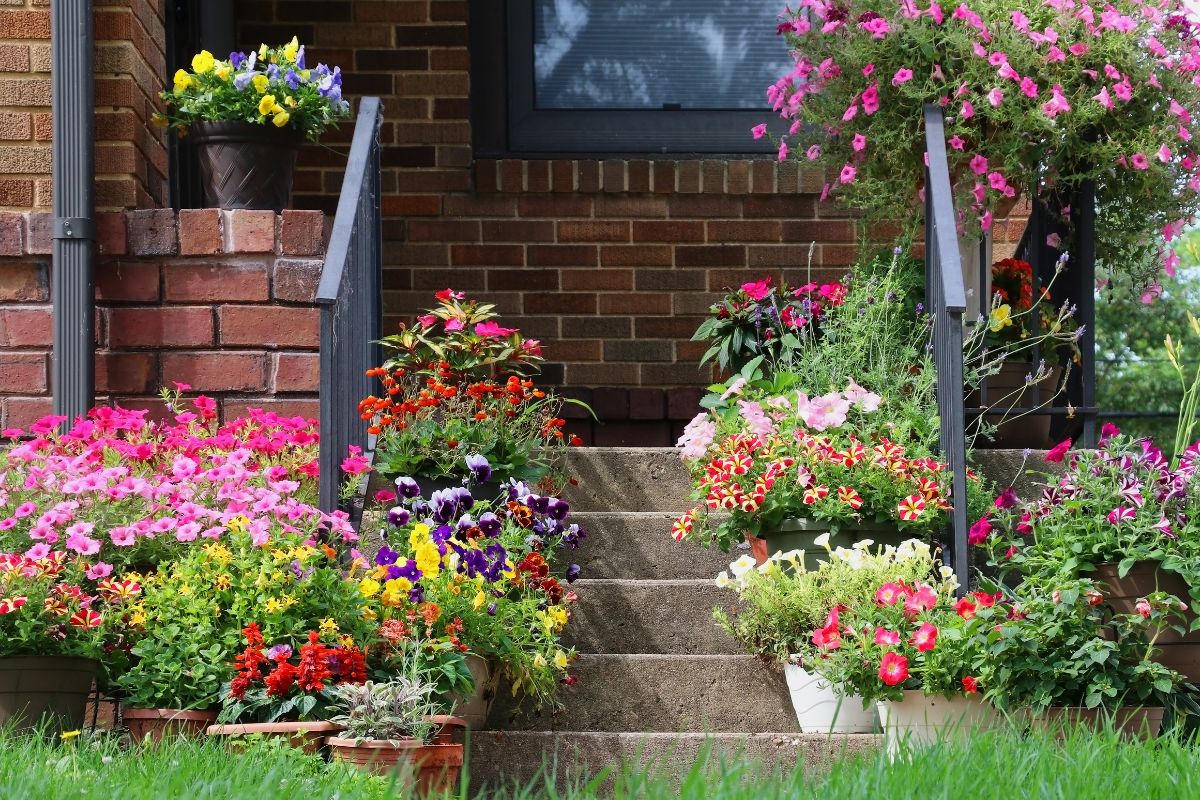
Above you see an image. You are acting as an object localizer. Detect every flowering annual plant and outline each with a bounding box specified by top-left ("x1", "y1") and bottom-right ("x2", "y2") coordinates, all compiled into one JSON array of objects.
[
  {"x1": 674, "y1": 380, "x2": 985, "y2": 550},
  {"x1": 358, "y1": 477, "x2": 583, "y2": 707},
  {"x1": 976, "y1": 425, "x2": 1200, "y2": 610},
  {"x1": 970, "y1": 579, "x2": 1185, "y2": 713},
  {"x1": 806, "y1": 567, "x2": 985, "y2": 704},
  {"x1": 158, "y1": 39, "x2": 350, "y2": 139},
  {"x1": 362, "y1": 291, "x2": 585, "y2": 487},
  {"x1": 714, "y1": 538, "x2": 941, "y2": 665},
  {"x1": 691, "y1": 275, "x2": 848, "y2": 375},
  {"x1": 219, "y1": 624, "x2": 369, "y2": 723},
  {"x1": 765, "y1": 0, "x2": 1200, "y2": 285},
  {"x1": 0, "y1": 551, "x2": 139, "y2": 669},
  {"x1": 0, "y1": 392, "x2": 355, "y2": 574}
]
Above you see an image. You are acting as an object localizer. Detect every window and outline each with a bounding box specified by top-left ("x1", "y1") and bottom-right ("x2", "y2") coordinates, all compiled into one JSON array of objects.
[{"x1": 472, "y1": 0, "x2": 792, "y2": 156}]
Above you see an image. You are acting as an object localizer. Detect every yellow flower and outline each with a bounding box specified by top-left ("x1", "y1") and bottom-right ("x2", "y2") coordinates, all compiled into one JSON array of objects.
[
  {"x1": 272, "y1": 110, "x2": 290, "y2": 128},
  {"x1": 283, "y1": 36, "x2": 300, "y2": 63},
  {"x1": 258, "y1": 43, "x2": 268, "y2": 60},
  {"x1": 252, "y1": 74, "x2": 269, "y2": 94},
  {"x1": 533, "y1": 654, "x2": 548, "y2": 669},
  {"x1": 191, "y1": 49, "x2": 215, "y2": 73},
  {"x1": 362, "y1": 607, "x2": 377, "y2": 621},
  {"x1": 130, "y1": 610, "x2": 146, "y2": 626},
  {"x1": 258, "y1": 94, "x2": 278, "y2": 116},
  {"x1": 553, "y1": 650, "x2": 569, "y2": 670},
  {"x1": 271, "y1": 548, "x2": 289, "y2": 561},
  {"x1": 226, "y1": 516, "x2": 249, "y2": 534},
  {"x1": 380, "y1": 578, "x2": 409, "y2": 607},
  {"x1": 215, "y1": 65, "x2": 231, "y2": 80},
  {"x1": 319, "y1": 617, "x2": 339, "y2": 636},
  {"x1": 284, "y1": 95, "x2": 297, "y2": 108},
  {"x1": 414, "y1": 541, "x2": 441, "y2": 577},
  {"x1": 204, "y1": 543, "x2": 233, "y2": 564},
  {"x1": 177, "y1": 584, "x2": 191, "y2": 596},
  {"x1": 172, "y1": 69, "x2": 192, "y2": 92},
  {"x1": 409, "y1": 523, "x2": 431, "y2": 550},
  {"x1": 359, "y1": 578, "x2": 381, "y2": 598},
  {"x1": 60, "y1": 730, "x2": 81, "y2": 741},
  {"x1": 473, "y1": 590, "x2": 487, "y2": 611},
  {"x1": 214, "y1": 574, "x2": 231, "y2": 591},
  {"x1": 299, "y1": 69, "x2": 311, "y2": 80},
  {"x1": 264, "y1": 597, "x2": 284, "y2": 614},
  {"x1": 150, "y1": 112, "x2": 168, "y2": 129},
  {"x1": 281, "y1": 594, "x2": 298, "y2": 609},
  {"x1": 988, "y1": 303, "x2": 1014, "y2": 333}
]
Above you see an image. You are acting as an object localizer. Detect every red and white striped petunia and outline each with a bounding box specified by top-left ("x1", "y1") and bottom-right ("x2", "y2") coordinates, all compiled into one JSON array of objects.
[
  {"x1": 837, "y1": 486, "x2": 864, "y2": 509},
  {"x1": 897, "y1": 494, "x2": 926, "y2": 520},
  {"x1": 803, "y1": 485, "x2": 830, "y2": 505}
]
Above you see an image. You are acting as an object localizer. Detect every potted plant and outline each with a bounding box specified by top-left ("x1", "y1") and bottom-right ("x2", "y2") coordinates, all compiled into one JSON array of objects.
[
  {"x1": 971, "y1": 579, "x2": 1183, "y2": 740},
  {"x1": 713, "y1": 538, "x2": 940, "y2": 732},
  {"x1": 807, "y1": 567, "x2": 998, "y2": 755},
  {"x1": 765, "y1": 0, "x2": 1200, "y2": 289},
  {"x1": 361, "y1": 290, "x2": 587, "y2": 494},
  {"x1": 359, "y1": 481, "x2": 583, "y2": 715},
  {"x1": 156, "y1": 39, "x2": 351, "y2": 211},
  {"x1": 208, "y1": 626, "x2": 368, "y2": 753},
  {"x1": 327, "y1": 679, "x2": 463, "y2": 795},
  {"x1": 0, "y1": 552, "x2": 138, "y2": 733},
  {"x1": 115, "y1": 619, "x2": 230, "y2": 741},
  {"x1": 978, "y1": 424, "x2": 1200, "y2": 681}
]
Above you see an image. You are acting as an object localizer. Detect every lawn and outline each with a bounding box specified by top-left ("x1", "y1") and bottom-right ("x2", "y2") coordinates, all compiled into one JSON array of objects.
[{"x1": 2, "y1": 726, "x2": 1197, "y2": 800}]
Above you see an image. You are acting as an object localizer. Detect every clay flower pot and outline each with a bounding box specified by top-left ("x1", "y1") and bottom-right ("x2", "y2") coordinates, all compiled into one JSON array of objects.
[
  {"x1": 206, "y1": 720, "x2": 344, "y2": 754},
  {"x1": 453, "y1": 654, "x2": 498, "y2": 729},
  {"x1": 124, "y1": 707, "x2": 218, "y2": 742},
  {"x1": 328, "y1": 736, "x2": 465, "y2": 795},
  {"x1": 425, "y1": 714, "x2": 468, "y2": 745}
]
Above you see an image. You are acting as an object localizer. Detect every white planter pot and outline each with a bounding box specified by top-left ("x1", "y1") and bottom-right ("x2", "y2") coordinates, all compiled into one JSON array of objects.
[
  {"x1": 876, "y1": 690, "x2": 998, "y2": 758},
  {"x1": 783, "y1": 663, "x2": 877, "y2": 733}
]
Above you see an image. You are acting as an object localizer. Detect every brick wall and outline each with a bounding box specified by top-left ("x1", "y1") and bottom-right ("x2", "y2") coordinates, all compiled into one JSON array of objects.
[
  {"x1": 0, "y1": 208, "x2": 327, "y2": 428},
  {"x1": 0, "y1": 0, "x2": 167, "y2": 211}
]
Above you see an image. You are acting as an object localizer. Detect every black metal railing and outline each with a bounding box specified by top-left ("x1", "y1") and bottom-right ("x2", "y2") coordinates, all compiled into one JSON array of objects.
[
  {"x1": 923, "y1": 105, "x2": 971, "y2": 594},
  {"x1": 316, "y1": 96, "x2": 383, "y2": 513}
]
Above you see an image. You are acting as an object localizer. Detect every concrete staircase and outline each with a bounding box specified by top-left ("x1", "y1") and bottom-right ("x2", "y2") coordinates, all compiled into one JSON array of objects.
[{"x1": 468, "y1": 447, "x2": 879, "y2": 790}]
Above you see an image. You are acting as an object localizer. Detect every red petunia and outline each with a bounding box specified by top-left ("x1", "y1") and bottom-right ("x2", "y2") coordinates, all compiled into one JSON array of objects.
[
  {"x1": 962, "y1": 675, "x2": 979, "y2": 694},
  {"x1": 879, "y1": 652, "x2": 909, "y2": 686}
]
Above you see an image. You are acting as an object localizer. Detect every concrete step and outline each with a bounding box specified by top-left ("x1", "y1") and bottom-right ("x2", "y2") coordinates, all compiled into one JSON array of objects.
[
  {"x1": 468, "y1": 731, "x2": 880, "y2": 793},
  {"x1": 565, "y1": 579, "x2": 738, "y2": 655},
  {"x1": 572, "y1": 512, "x2": 742, "y2": 580},
  {"x1": 487, "y1": 654, "x2": 799, "y2": 733},
  {"x1": 565, "y1": 447, "x2": 691, "y2": 512}
]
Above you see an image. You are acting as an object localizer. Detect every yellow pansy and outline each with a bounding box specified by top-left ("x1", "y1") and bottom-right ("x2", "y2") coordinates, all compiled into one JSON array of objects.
[
  {"x1": 252, "y1": 74, "x2": 269, "y2": 94},
  {"x1": 215, "y1": 65, "x2": 230, "y2": 80},
  {"x1": 409, "y1": 523, "x2": 431, "y2": 550},
  {"x1": 272, "y1": 110, "x2": 290, "y2": 128},
  {"x1": 258, "y1": 43, "x2": 269, "y2": 60},
  {"x1": 380, "y1": 579, "x2": 407, "y2": 607},
  {"x1": 414, "y1": 541, "x2": 441, "y2": 577},
  {"x1": 473, "y1": 590, "x2": 487, "y2": 611},
  {"x1": 359, "y1": 577, "x2": 381, "y2": 598},
  {"x1": 299, "y1": 69, "x2": 311, "y2": 80},
  {"x1": 172, "y1": 69, "x2": 192, "y2": 92},
  {"x1": 191, "y1": 49, "x2": 215, "y2": 73},
  {"x1": 533, "y1": 654, "x2": 548, "y2": 669},
  {"x1": 553, "y1": 650, "x2": 569, "y2": 670},
  {"x1": 283, "y1": 36, "x2": 300, "y2": 63},
  {"x1": 988, "y1": 303, "x2": 1014, "y2": 333},
  {"x1": 284, "y1": 95, "x2": 297, "y2": 108},
  {"x1": 319, "y1": 618, "x2": 340, "y2": 636},
  {"x1": 258, "y1": 94, "x2": 278, "y2": 116}
]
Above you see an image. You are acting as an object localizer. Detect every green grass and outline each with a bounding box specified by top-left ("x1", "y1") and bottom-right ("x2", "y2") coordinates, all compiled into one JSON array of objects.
[{"x1": 2, "y1": 726, "x2": 1199, "y2": 800}]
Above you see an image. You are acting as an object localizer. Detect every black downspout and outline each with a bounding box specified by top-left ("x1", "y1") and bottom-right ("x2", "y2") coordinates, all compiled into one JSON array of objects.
[{"x1": 50, "y1": 0, "x2": 96, "y2": 421}]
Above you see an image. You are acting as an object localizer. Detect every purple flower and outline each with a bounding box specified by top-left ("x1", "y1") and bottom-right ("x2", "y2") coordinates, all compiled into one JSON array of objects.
[
  {"x1": 993, "y1": 487, "x2": 1019, "y2": 509},
  {"x1": 464, "y1": 454, "x2": 492, "y2": 484},
  {"x1": 284, "y1": 69, "x2": 300, "y2": 90},
  {"x1": 431, "y1": 524, "x2": 453, "y2": 544},
  {"x1": 229, "y1": 51, "x2": 246, "y2": 69},
  {"x1": 267, "y1": 63, "x2": 280, "y2": 80},
  {"x1": 478, "y1": 512, "x2": 501, "y2": 537},
  {"x1": 265, "y1": 644, "x2": 292, "y2": 660},
  {"x1": 289, "y1": 559, "x2": 314, "y2": 580},
  {"x1": 233, "y1": 71, "x2": 254, "y2": 91},
  {"x1": 375, "y1": 546, "x2": 400, "y2": 566},
  {"x1": 395, "y1": 476, "x2": 421, "y2": 498},
  {"x1": 486, "y1": 602, "x2": 497, "y2": 616},
  {"x1": 429, "y1": 487, "x2": 474, "y2": 523},
  {"x1": 295, "y1": 45, "x2": 306, "y2": 69},
  {"x1": 545, "y1": 497, "x2": 570, "y2": 521},
  {"x1": 408, "y1": 586, "x2": 425, "y2": 604},
  {"x1": 565, "y1": 564, "x2": 581, "y2": 583},
  {"x1": 386, "y1": 506, "x2": 411, "y2": 528},
  {"x1": 396, "y1": 559, "x2": 422, "y2": 581}
]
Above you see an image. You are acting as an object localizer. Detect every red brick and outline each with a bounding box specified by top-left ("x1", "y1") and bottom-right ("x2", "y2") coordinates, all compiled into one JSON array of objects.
[
  {"x1": 557, "y1": 221, "x2": 630, "y2": 243},
  {"x1": 551, "y1": 160, "x2": 575, "y2": 192},
  {"x1": 675, "y1": 245, "x2": 747, "y2": 267},
  {"x1": 599, "y1": 294, "x2": 672, "y2": 314},
  {"x1": 0, "y1": 307, "x2": 51, "y2": 346},
  {"x1": 481, "y1": 220, "x2": 554, "y2": 242},
  {"x1": 783, "y1": 219, "x2": 855, "y2": 242},
  {"x1": 277, "y1": 209, "x2": 324, "y2": 256},
  {"x1": 560, "y1": 270, "x2": 633, "y2": 291},
  {"x1": 442, "y1": 195, "x2": 514, "y2": 217},
  {"x1": 632, "y1": 221, "x2": 704, "y2": 242},
  {"x1": 667, "y1": 387, "x2": 706, "y2": 419},
  {"x1": 707, "y1": 220, "x2": 782, "y2": 242},
  {"x1": 382, "y1": 195, "x2": 441, "y2": 216},
  {"x1": 595, "y1": 196, "x2": 668, "y2": 218},
  {"x1": 524, "y1": 293, "x2": 595, "y2": 314},
  {"x1": 0, "y1": 212, "x2": 23, "y2": 256},
  {"x1": 751, "y1": 160, "x2": 777, "y2": 193},
  {"x1": 223, "y1": 210, "x2": 276, "y2": 253},
  {"x1": 0, "y1": 179, "x2": 32, "y2": 208},
  {"x1": 127, "y1": 209, "x2": 177, "y2": 256},
  {"x1": 576, "y1": 161, "x2": 600, "y2": 192},
  {"x1": 0, "y1": 11, "x2": 50, "y2": 39},
  {"x1": 95, "y1": 352, "x2": 157, "y2": 394},
  {"x1": 0, "y1": 353, "x2": 46, "y2": 393},
  {"x1": 0, "y1": 45, "x2": 29, "y2": 73},
  {"x1": 95, "y1": 212, "x2": 128, "y2": 256},
  {"x1": 527, "y1": 245, "x2": 597, "y2": 268},
  {"x1": 2, "y1": 396, "x2": 52, "y2": 428},
  {"x1": 653, "y1": 161, "x2": 676, "y2": 193},
  {"x1": 272, "y1": 352, "x2": 320, "y2": 392},
  {"x1": 518, "y1": 195, "x2": 591, "y2": 218},
  {"x1": 178, "y1": 209, "x2": 223, "y2": 255},
  {"x1": 489, "y1": 269, "x2": 558, "y2": 291},
  {"x1": 272, "y1": 259, "x2": 323, "y2": 303},
  {"x1": 450, "y1": 244, "x2": 523, "y2": 267},
  {"x1": 0, "y1": 262, "x2": 46, "y2": 302},
  {"x1": 601, "y1": 159, "x2": 626, "y2": 192},
  {"x1": 677, "y1": 161, "x2": 701, "y2": 193},
  {"x1": 107, "y1": 307, "x2": 213, "y2": 348},
  {"x1": 668, "y1": 196, "x2": 743, "y2": 218},
  {"x1": 629, "y1": 388, "x2": 666, "y2": 420},
  {"x1": 219, "y1": 306, "x2": 320, "y2": 349},
  {"x1": 163, "y1": 262, "x2": 270, "y2": 303},
  {"x1": 744, "y1": 196, "x2": 818, "y2": 218},
  {"x1": 222, "y1": 397, "x2": 320, "y2": 422},
  {"x1": 599, "y1": 245, "x2": 673, "y2": 267},
  {"x1": 24, "y1": 212, "x2": 51, "y2": 255},
  {"x1": 407, "y1": 220, "x2": 481, "y2": 242},
  {"x1": 748, "y1": 244, "x2": 825, "y2": 267},
  {"x1": 94, "y1": 262, "x2": 160, "y2": 302},
  {"x1": 161, "y1": 351, "x2": 268, "y2": 392}
]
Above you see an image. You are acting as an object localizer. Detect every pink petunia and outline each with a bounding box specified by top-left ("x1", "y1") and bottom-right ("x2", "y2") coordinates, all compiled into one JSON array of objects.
[
  {"x1": 969, "y1": 154, "x2": 989, "y2": 175},
  {"x1": 1044, "y1": 438, "x2": 1072, "y2": 463},
  {"x1": 1131, "y1": 153, "x2": 1149, "y2": 170},
  {"x1": 1019, "y1": 77, "x2": 1039, "y2": 98},
  {"x1": 851, "y1": 133, "x2": 867, "y2": 152},
  {"x1": 874, "y1": 627, "x2": 901, "y2": 646},
  {"x1": 987, "y1": 171, "x2": 1009, "y2": 192},
  {"x1": 987, "y1": 88, "x2": 1004, "y2": 107},
  {"x1": 778, "y1": 139, "x2": 789, "y2": 161},
  {"x1": 751, "y1": 123, "x2": 767, "y2": 140},
  {"x1": 838, "y1": 164, "x2": 857, "y2": 184},
  {"x1": 892, "y1": 68, "x2": 914, "y2": 86},
  {"x1": 960, "y1": 100, "x2": 974, "y2": 119},
  {"x1": 1158, "y1": 145, "x2": 1172, "y2": 163},
  {"x1": 948, "y1": 135, "x2": 965, "y2": 151},
  {"x1": 1106, "y1": 506, "x2": 1136, "y2": 524},
  {"x1": 109, "y1": 527, "x2": 136, "y2": 547},
  {"x1": 861, "y1": 84, "x2": 880, "y2": 115},
  {"x1": 1093, "y1": 86, "x2": 1113, "y2": 110},
  {"x1": 24, "y1": 543, "x2": 50, "y2": 561},
  {"x1": 862, "y1": 63, "x2": 875, "y2": 78},
  {"x1": 806, "y1": 144, "x2": 821, "y2": 161},
  {"x1": 86, "y1": 562, "x2": 113, "y2": 580}
]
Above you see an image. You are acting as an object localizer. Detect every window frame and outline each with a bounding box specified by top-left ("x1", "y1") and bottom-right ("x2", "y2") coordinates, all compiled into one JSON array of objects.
[{"x1": 470, "y1": 0, "x2": 782, "y2": 158}]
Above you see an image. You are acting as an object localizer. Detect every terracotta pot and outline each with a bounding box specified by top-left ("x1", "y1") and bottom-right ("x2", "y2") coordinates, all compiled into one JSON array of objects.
[
  {"x1": 0, "y1": 656, "x2": 98, "y2": 734},
  {"x1": 876, "y1": 691, "x2": 1000, "y2": 758},
  {"x1": 971, "y1": 361, "x2": 1063, "y2": 449},
  {"x1": 424, "y1": 714, "x2": 468, "y2": 745},
  {"x1": 328, "y1": 737, "x2": 464, "y2": 795},
  {"x1": 205, "y1": 720, "x2": 344, "y2": 754},
  {"x1": 784, "y1": 663, "x2": 877, "y2": 733},
  {"x1": 1032, "y1": 706, "x2": 1163, "y2": 741},
  {"x1": 190, "y1": 121, "x2": 303, "y2": 212},
  {"x1": 124, "y1": 707, "x2": 218, "y2": 742},
  {"x1": 453, "y1": 654, "x2": 498, "y2": 729},
  {"x1": 1092, "y1": 561, "x2": 1200, "y2": 682},
  {"x1": 747, "y1": 519, "x2": 911, "y2": 568}
]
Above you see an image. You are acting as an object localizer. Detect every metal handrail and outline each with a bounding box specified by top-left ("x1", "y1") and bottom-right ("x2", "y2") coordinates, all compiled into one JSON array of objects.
[
  {"x1": 923, "y1": 104, "x2": 970, "y2": 595},
  {"x1": 316, "y1": 97, "x2": 384, "y2": 513}
]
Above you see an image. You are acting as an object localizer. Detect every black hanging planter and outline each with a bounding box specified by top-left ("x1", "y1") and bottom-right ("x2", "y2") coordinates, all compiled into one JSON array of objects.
[{"x1": 190, "y1": 121, "x2": 304, "y2": 212}]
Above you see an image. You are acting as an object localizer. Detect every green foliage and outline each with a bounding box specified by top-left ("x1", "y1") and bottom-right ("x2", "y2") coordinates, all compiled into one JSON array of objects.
[
  {"x1": 114, "y1": 621, "x2": 230, "y2": 711},
  {"x1": 159, "y1": 40, "x2": 350, "y2": 140}
]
